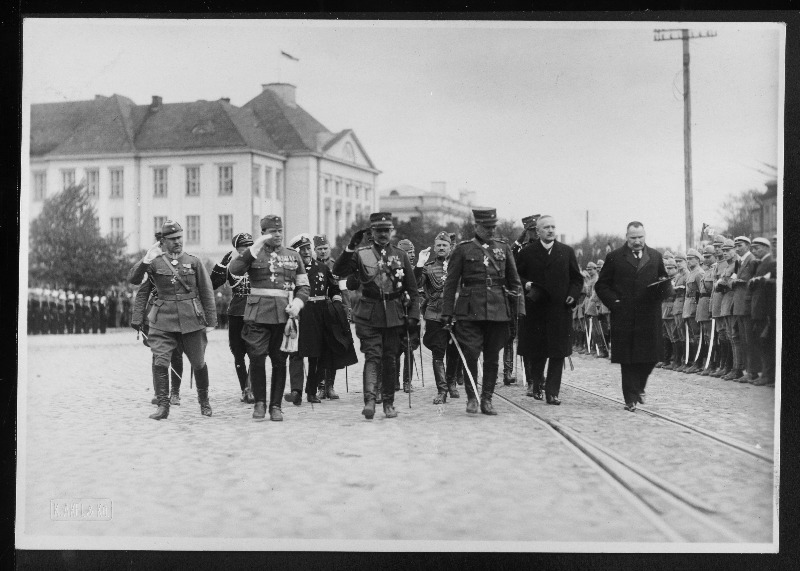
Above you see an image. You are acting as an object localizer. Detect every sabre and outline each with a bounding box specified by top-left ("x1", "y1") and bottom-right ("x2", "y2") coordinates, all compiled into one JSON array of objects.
[
  {"x1": 704, "y1": 319, "x2": 716, "y2": 370},
  {"x1": 583, "y1": 317, "x2": 591, "y2": 351},
  {"x1": 694, "y1": 328, "x2": 704, "y2": 362},
  {"x1": 448, "y1": 329, "x2": 480, "y2": 400},
  {"x1": 588, "y1": 318, "x2": 597, "y2": 355},
  {"x1": 684, "y1": 322, "x2": 690, "y2": 365},
  {"x1": 406, "y1": 329, "x2": 413, "y2": 408},
  {"x1": 190, "y1": 367, "x2": 193, "y2": 389},
  {"x1": 417, "y1": 344, "x2": 425, "y2": 386},
  {"x1": 345, "y1": 366, "x2": 349, "y2": 393},
  {"x1": 598, "y1": 318, "x2": 610, "y2": 353}
]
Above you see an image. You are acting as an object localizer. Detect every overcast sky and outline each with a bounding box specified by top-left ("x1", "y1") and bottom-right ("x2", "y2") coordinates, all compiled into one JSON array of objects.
[{"x1": 23, "y1": 19, "x2": 783, "y2": 249}]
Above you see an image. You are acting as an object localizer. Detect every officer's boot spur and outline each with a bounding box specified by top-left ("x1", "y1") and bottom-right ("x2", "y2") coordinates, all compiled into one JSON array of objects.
[
  {"x1": 194, "y1": 365, "x2": 212, "y2": 416},
  {"x1": 432, "y1": 359, "x2": 448, "y2": 404}
]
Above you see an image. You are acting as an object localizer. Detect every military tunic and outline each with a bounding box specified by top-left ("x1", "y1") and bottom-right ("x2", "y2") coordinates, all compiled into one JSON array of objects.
[
  {"x1": 420, "y1": 256, "x2": 450, "y2": 359},
  {"x1": 672, "y1": 270, "x2": 688, "y2": 341},
  {"x1": 683, "y1": 265, "x2": 703, "y2": 343},
  {"x1": 211, "y1": 257, "x2": 252, "y2": 394}
]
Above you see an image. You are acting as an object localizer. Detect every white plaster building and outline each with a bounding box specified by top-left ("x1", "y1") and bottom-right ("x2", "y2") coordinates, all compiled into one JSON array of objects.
[
  {"x1": 28, "y1": 84, "x2": 380, "y2": 262},
  {"x1": 379, "y1": 182, "x2": 478, "y2": 226}
]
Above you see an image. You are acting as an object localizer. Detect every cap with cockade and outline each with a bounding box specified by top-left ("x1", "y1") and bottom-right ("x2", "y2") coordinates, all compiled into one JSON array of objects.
[
  {"x1": 289, "y1": 234, "x2": 312, "y2": 250},
  {"x1": 663, "y1": 250, "x2": 674, "y2": 259},
  {"x1": 597, "y1": 259, "x2": 604, "y2": 266},
  {"x1": 313, "y1": 235, "x2": 329, "y2": 247},
  {"x1": 587, "y1": 262, "x2": 598, "y2": 270},
  {"x1": 231, "y1": 232, "x2": 254, "y2": 249},
  {"x1": 472, "y1": 208, "x2": 498, "y2": 225},
  {"x1": 161, "y1": 220, "x2": 183, "y2": 238},
  {"x1": 702, "y1": 245, "x2": 716, "y2": 255},
  {"x1": 369, "y1": 212, "x2": 394, "y2": 229},
  {"x1": 721, "y1": 239, "x2": 735, "y2": 250},
  {"x1": 664, "y1": 259, "x2": 676, "y2": 268},
  {"x1": 752, "y1": 237, "x2": 771, "y2": 247},
  {"x1": 521, "y1": 214, "x2": 540, "y2": 228},
  {"x1": 674, "y1": 252, "x2": 687, "y2": 261},
  {"x1": 712, "y1": 235, "x2": 725, "y2": 246},
  {"x1": 397, "y1": 239, "x2": 414, "y2": 253},
  {"x1": 734, "y1": 235, "x2": 751, "y2": 245},
  {"x1": 686, "y1": 248, "x2": 701, "y2": 259},
  {"x1": 260, "y1": 215, "x2": 282, "y2": 231},
  {"x1": 434, "y1": 231, "x2": 452, "y2": 243}
]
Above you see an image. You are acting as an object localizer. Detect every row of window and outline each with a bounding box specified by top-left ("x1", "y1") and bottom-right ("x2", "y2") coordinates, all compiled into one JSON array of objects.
[
  {"x1": 250, "y1": 165, "x2": 284, "y2": 201},
  {"x1": 321, "y1": 177, "x2": 372, "y2": 201},
  {"x1": 33, "y1": 165, "x2": 286, "y2": 201},
  {"x1": 107, "y1": 215, "x2": 235, "y2": 244}
]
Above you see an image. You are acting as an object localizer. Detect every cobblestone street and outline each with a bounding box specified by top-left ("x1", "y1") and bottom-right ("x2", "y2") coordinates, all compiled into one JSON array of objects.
[{"x1": 18, "y1": 329, "x2": 777, "y2": 550}]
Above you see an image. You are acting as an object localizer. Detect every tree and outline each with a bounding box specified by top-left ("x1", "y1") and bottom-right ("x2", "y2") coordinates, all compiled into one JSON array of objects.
[
  {"x1": 570, "y1": 232, "x2": 625, "y2": 268},
  {"x1": 29, "y1": 184, "x2": 133, "y2": 290},
  {"x1": 718, "y1": 189, "x2": 760, "y2": 239}
]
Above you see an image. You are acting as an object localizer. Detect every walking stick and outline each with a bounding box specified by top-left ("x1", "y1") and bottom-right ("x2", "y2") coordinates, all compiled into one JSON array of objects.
[
  {"x1": 406, "y1": 329, "x2": 413, "y2": 408},
  {"x1": 449, "y1": 329, "x2": 480, "y2": 400},
  {"x1": 190, "y1": 367, "x2": 193, "y2": 389},
  {"x1": 345, "y1": 366, "x2": 349, "y2": 393},
  {"x1": 418, "y1": 344, "x2": 425, "y2": 387}
]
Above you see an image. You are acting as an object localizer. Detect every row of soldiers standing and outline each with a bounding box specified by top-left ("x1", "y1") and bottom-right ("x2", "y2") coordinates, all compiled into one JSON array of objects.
[{"x1": 27, "y1": 289, "x2": 111, "y2": 335}]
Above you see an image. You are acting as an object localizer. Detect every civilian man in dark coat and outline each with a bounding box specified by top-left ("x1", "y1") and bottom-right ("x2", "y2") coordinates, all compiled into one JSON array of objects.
[
  {"x1": 748, "y1": 237, "x2": 776, "y2": 386},
  {"x1": 595, "y1": 221, "x2": 671, "y2": 411},
  {"x1": 515, "y1": 215, "x2": 583, "y2": 404}
]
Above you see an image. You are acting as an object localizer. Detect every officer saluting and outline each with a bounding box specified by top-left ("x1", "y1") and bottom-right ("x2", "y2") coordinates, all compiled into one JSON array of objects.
[
  {"x1": 441, "y1": 208, "x2": 523, "y2": 415},
  {"x1": 333, "y1": 212, "x2": 420, "y2": 420},
  {"x1": 128, "y1": 220, "x2": 217, "y2": 420},
  {"x1": 228, "y1": 215, "x2": 310, "y2": 421}
]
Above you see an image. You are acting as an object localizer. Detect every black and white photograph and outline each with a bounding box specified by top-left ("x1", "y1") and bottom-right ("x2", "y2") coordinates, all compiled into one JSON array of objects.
[{"x1": 17, "y1": 17, "x2": 783, "y2": 553}]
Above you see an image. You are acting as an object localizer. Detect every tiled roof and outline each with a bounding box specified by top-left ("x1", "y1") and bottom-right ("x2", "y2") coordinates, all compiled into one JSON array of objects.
[{"x1": 243, "y1": 88, "x2": 331, "y2": 153}]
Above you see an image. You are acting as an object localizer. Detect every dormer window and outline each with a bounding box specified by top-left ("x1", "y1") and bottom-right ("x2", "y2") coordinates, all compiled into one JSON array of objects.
[{"x1": 192, "y1": 121, "x2": 216, "y2": 135}]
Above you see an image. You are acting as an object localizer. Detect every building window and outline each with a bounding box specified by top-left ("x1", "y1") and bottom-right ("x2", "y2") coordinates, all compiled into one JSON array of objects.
[
  {"x1": 153, "y1": 167, "x2": 168, "y2": 197},
  {"x1": 252, "y1": 165, "x2": 261, "y2": 196},
  {"x1": 185, "y1": 166, "x2": 200, "y2": 196},
  {"x1": 186, "y1": 215, "x2": 200, "y2": 244},
  {"x1": 345, "y1": 183, "x2": 351, "y2": 198},
  {"x1": 335, "y1": 180, "x2": 340, "y2": 196},
  {"x1": 365, "y1": 186, "x2": 372, "y2": 202},
  {"x1": 264, "y1": 167, "x2": 273, "y2": 199},
  {"x1": 33, "y1": 171, "x2": 46, "y2": 201},
  {"x1": 218, "y1": 165, "x2": 233, "y2": 195},
  {"x1": 276, "y1": 169, "x2": 284, "y2": 201},
  {"x1": 219, "y1": 214, "x2": 233, "y2": 244},
  {"x1": 61, "y1": 169, "x2": 75, "y2": 190},
  {"x1": 324, "y1": 178, "x2": 330, "y2": 194},
  {"x1": 85, "y1": 169, "x2": 99, "y2": 198},
  {"x1": 110, "y1": 217, "x2": 124, "y2": 238},
  {"x1": 355, "y1": 185, "x2": 361, "y2": 200},
  {"x1": 154, "y1": 216, "x2": 166, "y2": 237},
  {"x1": 110, "y1": 168, "x2": 124, "y2": 198}
]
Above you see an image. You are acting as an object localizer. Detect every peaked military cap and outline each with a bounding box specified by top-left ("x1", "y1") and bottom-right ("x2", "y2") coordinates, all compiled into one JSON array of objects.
[
  {"x1": 674, "y1": 252, "x2": 687, "y2": 261},
  {"x1": 473, "y1": 208, "x2": 498, "y2": 225},
  {"x1": 712, "y1": 235, "x2": 725, "y2": 246},
  {"x1": 232, "y1": 232, "x2": 254, "y2": 249},
  {"x1": 587, "y1": 262, "x2": 598, "y2": 269},
  {"x1": 734, "y1": 235, "x2": 751, "y2": 245},
  {"x1": 702, "y1": 245, "x2": 716, "y2": 255},
  {"x1": 686, "y1": 248, "x2": 701, "y2": 259},
  {"x1": 663, "y1": 250, "x2": 674, "y2": 259},
  {"x1": 313, "y1": 235, "x2": 329, "y2": 247},
  {"x1": 521, "y1": 214, "x2": 541, "y2": 228},
  {"x1": 161, "y1": 220, "x2": 183, "y2": 238},
  {"x1": 434, "y1": 231, "x2": 452, "y2": 243},
  {"x1": 260, "y1": 214, "x2": 282, "y2": 231},
  {"x1": 289, "y1": 234, "x2": 312, "y2": 250},
  {"x1": 369, "y1": 212, "x2": 394, "y2": 229},
  {"x1": 721, "y1": 239, "x2": 735, "y2": 250},
  {"x1": 752, "y1": 237, "x2": 771, "y2": 247},
  {"x1": 397, "y1": 239, "x2": 414, "y2": 252}
]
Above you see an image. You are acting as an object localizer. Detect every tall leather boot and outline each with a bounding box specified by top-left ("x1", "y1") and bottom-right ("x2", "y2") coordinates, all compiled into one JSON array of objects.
[
  {"x1": 402, "y1": 352, "x2": 415, "y2": 393},
  {"x1": 445, "y1": 361, "x2": 460, "y2": 399},
  {"x1": 151, "y1": 357, "x2": 159, "y2": 404},
  {"x1": 269, "y1": 363, "x2": 286, "y2": 421},
  {"x1": 170, "y1": 352, "x2": 183, "y2": 405},
  {"x1": 464, "y1": 362, "x2": 479, "y2": 414},
  {"x1": 674, "y1": 342, "x2": 687, "y2": 372},
  {"x1": 362, "y1": 361, "x2": 378, "y2": 419},
  {"x1": 235, "y1": 361, "x2": 249, "y2": 401},
  {"x1": 375, "y1": 366, "x2": 383, "y2": 405},
  {"x1": 149, "y1": 364, "x2": 170, "y2": 420},
  {"x1": 432, "y1": 359, "x2": 448, "y2": 404},
  {"x1": 685, "y1": 343, "x2": 701, "y2": 374},
  {"x1": 480, "y1": 372, "x2": 498, "y2": 415},
  {"x1": 711, "y1": 342, "x2": 729, "y2": 377},
  {"x1": 194, "y1": 364, "x2": 212, "y2": 417}
]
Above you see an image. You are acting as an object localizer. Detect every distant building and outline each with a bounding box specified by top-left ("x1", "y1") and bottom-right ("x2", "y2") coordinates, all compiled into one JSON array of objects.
[
  {"x1": 28, "y1": 83, "x2": 380, "y2": 261},
  {"x1": 379, "y1": 182, "x2": 480, "y2": 226},
  {"x1": 751, "y1": 179, "x2": 778, "y2": 238}
]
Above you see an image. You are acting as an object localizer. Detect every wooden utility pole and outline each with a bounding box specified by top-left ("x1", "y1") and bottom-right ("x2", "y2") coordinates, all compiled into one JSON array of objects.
[{"x1": 654, "y1": 28, "x2": 716, "y2": 250}]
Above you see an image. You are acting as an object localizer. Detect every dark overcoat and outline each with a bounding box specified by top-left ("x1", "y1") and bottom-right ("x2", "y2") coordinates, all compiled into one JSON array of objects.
[
  {"x1": 595, "y1": 245, "x2": 671, "y2": 364},
  {"x1": 298, "y1": 258, "x2": 341, "y2": 357},
  {"x1": 515, "y1": 241, "x2": 583, "y2": 359}
]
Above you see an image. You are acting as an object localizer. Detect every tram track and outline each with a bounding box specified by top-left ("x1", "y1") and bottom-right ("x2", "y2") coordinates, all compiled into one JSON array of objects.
[{"x1": 417, "y1": 345, "x2": 767, "y2": 543}]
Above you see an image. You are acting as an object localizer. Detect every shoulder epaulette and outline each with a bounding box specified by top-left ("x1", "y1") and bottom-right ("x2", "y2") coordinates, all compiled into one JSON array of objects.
[
  {"x1": 356, "y1": 245, "x2": 371, "y2": 252},
  {"x1": 423, "y1": 258, "x2": 437, "y2": 266},
  {"x1": 495, "y1": 238, "x2": 508, "y2": 244},
  {"x1": 457, "y1": 240, "x2": 471, "y2": 246}
]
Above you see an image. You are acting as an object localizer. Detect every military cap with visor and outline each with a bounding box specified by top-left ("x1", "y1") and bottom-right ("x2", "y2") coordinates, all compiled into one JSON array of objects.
[
  {"x1": 260, "y1": 214, "x2": 283, "y2": 231},
  {"x1": 160, "y1": 220, "x2": 183, "y2": 238},
  {"x1": 473, "y1": 208, "x2": 498, "y2": 225}
]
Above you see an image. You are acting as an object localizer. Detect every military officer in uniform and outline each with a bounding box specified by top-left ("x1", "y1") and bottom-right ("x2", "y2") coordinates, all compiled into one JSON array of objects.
[
  {"x1": 671, "y1": 252, "x2": 689, "y2": 371},
  {"x1": 710, "y1": 237, "x2": 731, "y2": 378},
  {"x1": 312, "y1": 234, "x2": 345, "y2": 399},
  {"x1": 682, "y1": 249, "x2": 704, "y2": 373},
  {"x1": 394, "y1": 238, "x2": 422, "y2": 394},
  {"x1": 420, "y1": 231, "x2": 457, "y2": 404},
  {"x1": 731, "y1": 236, "x2": 759, "y2": 382},
  {"x1": 65, "y1": 292, "x2": 76, "y2": 334},
  {"x1": 128, "y1": 220, "x2": 217, "y2": 420},
  {"x1": 333, "y1": 212, "x2": 420, "y2": 420},
  {"x1": 717, "y1": 239, "x2": 739, "y2": 379},
  {"x1": 696, "y1": 246, "x2": 717, "y2": 375},
  {"x1": 749, "y1": 237, "x2": 776, "y2": 386},
  {"x1": 441, "y1": 208, "x2": 523, "y2": 415},
  {"x1": 658, "y1": 255, "x2": 679, "y2": 369},
  {"x1": 509, "y1": 215, "x2": 539, "y2": 384},
  {"x1": 284, "y1": 234, "x2": 344, "y2": 404},
  {"x1": 228, "y1": 215, "x2": 310, "y2": 421},
  {"x1": 210, "y1": 232, "x2": 256, "y2": 404}
]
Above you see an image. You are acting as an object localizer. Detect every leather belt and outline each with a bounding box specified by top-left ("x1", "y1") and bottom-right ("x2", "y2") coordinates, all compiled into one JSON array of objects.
[
  {"x1": 463, "y1": 277, "x2": 505, "y2": 288},
  {"x1": 362, "y1": 290, "x2": 403, "y2": 301},
  {"x1": 307, "y1": 295, "x2": 327, "y2": 302},
  {"x1": 249, "y1": 288, "x2": 290, "y2": 297},
  {"x1": 159, "y1": 292, "x2": 197, "y2": 301}
]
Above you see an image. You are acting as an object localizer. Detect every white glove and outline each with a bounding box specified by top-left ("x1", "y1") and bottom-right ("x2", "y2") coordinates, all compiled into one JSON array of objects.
[
  {"x1": 416, "y1": 247, "x2": 431, "y2": 267},
  {"x1": 249, "y1": 234, "x2": 272, "y2": 258},
  {"x1": 285, "y1": 297, "x2": 304, "y2": 318},
  {"x1": 143, "y1": 242, "x2": 163, "y2": 263}
]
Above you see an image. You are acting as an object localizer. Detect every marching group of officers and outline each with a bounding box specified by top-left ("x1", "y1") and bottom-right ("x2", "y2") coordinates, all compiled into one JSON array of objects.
[
  {"x1": 27, "y1": 289, "x2": 114, "y2": 335},
  {"x1": 87, "y1": 204, "x2": 774, "y2": 423},
  {"x1": 575, "y1": 233, "x2": 777, "y2": 388}
]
